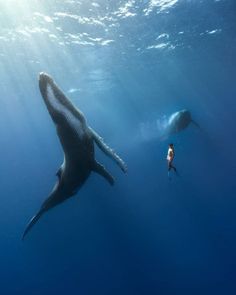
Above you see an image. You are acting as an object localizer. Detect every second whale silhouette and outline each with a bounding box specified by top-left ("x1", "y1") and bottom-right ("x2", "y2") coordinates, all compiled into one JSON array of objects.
[
  {"x1": 22, "y1": 72, "x2": 127, "y2": 239},
  {"x1": 165, "y1": 109, "x2": 200, "y2": 135}
]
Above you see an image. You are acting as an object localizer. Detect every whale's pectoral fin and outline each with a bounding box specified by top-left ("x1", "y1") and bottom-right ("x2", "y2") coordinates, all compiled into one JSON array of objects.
[
  {"x1": 191, "y1": 120, "x2": 201, "y2": 130},
  {"x1": 92, "y1": 161, "x2": 115, "y2": 186},
  {"x1": 22, "y1": 209, "x2": 45, "y2": 240},
  {"x1": 89, "y1": 127, "x2": 127, "y2": 173}
]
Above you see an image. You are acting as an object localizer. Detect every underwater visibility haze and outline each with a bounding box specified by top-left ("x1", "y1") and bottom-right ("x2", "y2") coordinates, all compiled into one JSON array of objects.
[{"x1": 0, "y1": 0, "x2": 236, "y2": 294}]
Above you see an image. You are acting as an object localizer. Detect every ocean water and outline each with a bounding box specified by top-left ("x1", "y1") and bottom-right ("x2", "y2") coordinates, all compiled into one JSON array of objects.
[{"x1": 0, "y1": 0, "x2": 236, "y2": 294}]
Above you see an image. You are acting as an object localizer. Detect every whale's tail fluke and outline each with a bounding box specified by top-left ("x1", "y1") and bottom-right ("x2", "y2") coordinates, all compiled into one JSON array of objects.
[{"x1": 22, "y1": 209, "x2": 44, "y2": 240}]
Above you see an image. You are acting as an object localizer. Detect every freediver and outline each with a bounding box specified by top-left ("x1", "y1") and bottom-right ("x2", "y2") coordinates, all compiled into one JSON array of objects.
[{"x1": 167, "y1": 143, "x2": 178, "y2": 179}]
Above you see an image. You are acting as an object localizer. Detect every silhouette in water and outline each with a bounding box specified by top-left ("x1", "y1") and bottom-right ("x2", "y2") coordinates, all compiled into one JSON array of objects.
[
  {"x1": 22, "y1": 72, "x2": 127, "y2": 240},
  {"x1": 139, "y1": 109, "x2": 200, "y2": 142},
  {"x1": 165, "y1": 109, "x2": 200, "y2": 136}
]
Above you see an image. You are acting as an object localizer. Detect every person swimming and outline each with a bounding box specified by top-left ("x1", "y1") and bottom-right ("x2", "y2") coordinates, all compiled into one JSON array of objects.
[{"x1": 167, "y1": 143, "x2": 178, "y2": 178}]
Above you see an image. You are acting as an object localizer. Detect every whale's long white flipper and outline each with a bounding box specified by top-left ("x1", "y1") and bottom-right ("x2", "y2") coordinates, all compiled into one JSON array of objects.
[{"x1": 89, "y1": 127, "x2": 127, "y2": 173}]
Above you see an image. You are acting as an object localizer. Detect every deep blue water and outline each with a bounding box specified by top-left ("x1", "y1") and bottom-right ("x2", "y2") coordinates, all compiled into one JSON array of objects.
[{"x1": 0, "y1": 0, "x2": 236, "y2": 294}]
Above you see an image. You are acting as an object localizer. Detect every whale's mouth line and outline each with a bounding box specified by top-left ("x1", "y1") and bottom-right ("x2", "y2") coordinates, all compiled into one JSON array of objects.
[
  {"x1": 39, "y1": 72, "x2": 67, "y2": 115},
  {"x1": 39, "y1": 72, "x2": 83, "y2": 137},
  {"x1": 46, "y1": 81, "x2": 63, "y2": 113}
]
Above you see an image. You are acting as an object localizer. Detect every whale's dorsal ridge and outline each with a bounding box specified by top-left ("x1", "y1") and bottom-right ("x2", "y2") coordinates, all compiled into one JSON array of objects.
[{"x1": 56, "y1": 167, "x2": 63, "y2": 179}]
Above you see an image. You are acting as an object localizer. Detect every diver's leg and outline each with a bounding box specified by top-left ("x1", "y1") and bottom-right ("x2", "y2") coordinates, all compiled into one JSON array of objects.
[
  {"x1": 168, "y1": 161, "x2": 179, "y2": 178},
  {"x1": 169, "y1": 161, "x2": 175, "y2": 171},
  {"x1": 167, "y1": 161, "x2": 172, "y2": 179},
  {"x1": 172, "y1": 164, "x2": 179, "y2": 176},
  {"x1": 169, "y1": 161, "x2": 175, "y2": 172}
]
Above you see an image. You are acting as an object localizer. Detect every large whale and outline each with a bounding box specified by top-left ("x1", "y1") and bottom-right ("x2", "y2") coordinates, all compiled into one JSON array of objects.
[
  {"x1": 165, "y1": 109, "x2": 200, "y2": 135},
  {"x1": 22, "y1": 73, "x2": 127, "y2": 240},
  {"x1": 139, "y1": 109, "x2": 200, "y2": 142}
]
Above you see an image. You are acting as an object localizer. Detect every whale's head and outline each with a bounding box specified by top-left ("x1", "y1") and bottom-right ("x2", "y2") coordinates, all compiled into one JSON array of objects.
[
  {"x1": 38, "y1": 72, "x2": 80, "y2": 125},
  {"x1": 39, "y1": 72, "x2": 52, "y2": 82},
  {"x1": 178, "y1": 109, "x2": 191, "y2": 125},
  {"x1": 39, "y1": 72, "x2": 54, "y2": 96},
  {"x1": 38, "y1": 72, "x2": 86, "y2": 145},
  {"x1": 38, "y1": 72, "x2": 62, "y2": 121},
  {"x1": 168, "y1": 109, "x2": 192, "y2": 133}
]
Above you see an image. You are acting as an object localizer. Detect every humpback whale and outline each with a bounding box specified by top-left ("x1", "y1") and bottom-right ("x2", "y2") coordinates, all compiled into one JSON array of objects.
[
  {"x1": 165, "y1": 109, "x2": 200, "y2": 135},
  {"x1": 22, "y1": 72, "x2": 127, "y2": 240},
  {"x1": 139, "y1": 109, "x2": 200, "y2": 142}
]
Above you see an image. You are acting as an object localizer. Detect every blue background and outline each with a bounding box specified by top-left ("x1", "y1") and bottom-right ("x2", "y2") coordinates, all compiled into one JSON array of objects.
[{"x1": 0, "y1": 0, "x2": 236, "y2": 294}]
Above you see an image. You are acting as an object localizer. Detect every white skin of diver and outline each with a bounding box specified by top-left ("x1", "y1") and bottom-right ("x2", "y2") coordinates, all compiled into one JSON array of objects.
[
  {"x1": 22, "y1": 73, "x2": 127, "y2": 240},
  {"x1": 165, "y1": 109, "x2": 200, "y2": 135}
]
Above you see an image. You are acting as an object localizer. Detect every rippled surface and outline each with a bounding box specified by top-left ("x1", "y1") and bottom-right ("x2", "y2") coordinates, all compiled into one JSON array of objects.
[{"x1": 0, "y1": 0, "x2": 232, "y2": 56}]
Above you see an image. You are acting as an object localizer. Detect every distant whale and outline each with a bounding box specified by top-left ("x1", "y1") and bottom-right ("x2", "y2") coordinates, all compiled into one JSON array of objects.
[
  {"x1": 138, "y1": 109, "x2": 200, "y2": 142},
  {"x1": 165, "y1": 109, "x2": 200, "y2": 135},
  {"x1": 22, "y1": 73, "x2": 127, "y2": 240}
]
